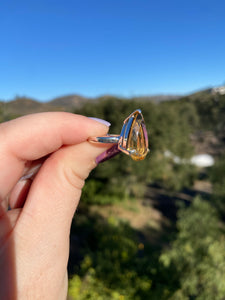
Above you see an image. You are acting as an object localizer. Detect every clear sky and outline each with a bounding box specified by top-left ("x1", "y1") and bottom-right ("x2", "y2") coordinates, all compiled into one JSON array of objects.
[{"x1": 1, "y1": 0, "x2": 225, "y2": 101}]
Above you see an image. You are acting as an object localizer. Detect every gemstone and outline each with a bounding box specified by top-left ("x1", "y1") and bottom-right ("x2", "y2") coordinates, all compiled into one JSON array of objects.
[{"x1": 126, "y1": 111, "x2": 149, "y2": 161}]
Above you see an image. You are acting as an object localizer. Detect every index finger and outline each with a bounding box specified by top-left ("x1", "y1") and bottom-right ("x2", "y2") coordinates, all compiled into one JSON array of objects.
[{"x1": 0, "y1": 112, "x2": 109, "y2": 200}]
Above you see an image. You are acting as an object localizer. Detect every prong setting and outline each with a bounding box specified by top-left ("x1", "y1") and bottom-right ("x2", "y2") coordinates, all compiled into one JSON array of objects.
[
  {"x1": 117, "y1": 110, "x2": 149, "y2": 161},
  {"x1": 88, "y1": 109, "x2": 149, "y2": 161}
]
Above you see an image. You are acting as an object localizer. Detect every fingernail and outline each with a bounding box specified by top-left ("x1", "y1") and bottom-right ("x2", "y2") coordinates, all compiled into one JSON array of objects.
[{"x1": 89, "y1": 117, "x2": 111, "y2": 127}]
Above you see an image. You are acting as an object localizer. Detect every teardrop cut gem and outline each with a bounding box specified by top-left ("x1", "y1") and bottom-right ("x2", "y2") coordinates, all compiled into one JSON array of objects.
[{"x1": 126, "y1": 111, "x2": 149, "y2": 161}]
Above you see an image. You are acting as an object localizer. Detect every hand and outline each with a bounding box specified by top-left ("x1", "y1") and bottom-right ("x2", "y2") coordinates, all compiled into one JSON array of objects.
[{"x1": 0, "y1": 112, "x2": 110, "y2": 300}]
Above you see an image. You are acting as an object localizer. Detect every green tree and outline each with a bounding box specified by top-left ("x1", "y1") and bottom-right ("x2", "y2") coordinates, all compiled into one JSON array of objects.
[
  {"x1": 210, "y1": 154, "x2": 225, "y2": 214},
  {"x1": 160, "y1": 197, "x2": 225, "y2": 300}
]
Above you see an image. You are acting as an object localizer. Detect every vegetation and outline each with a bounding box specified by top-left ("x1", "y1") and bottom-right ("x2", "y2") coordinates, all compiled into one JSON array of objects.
[
  {"x1": 68, "y1": 196, "x2": 225, "y2": 299},
  {"x1": 76, "y1": 98, "x2": 198, "y2": 199},
  {"x1": 210, "y1": 154, "x2": 225, "y2": 215},
  {"x1": 1, "y1": 90, "x2": 225, "y2": 299},
  {"x1": 68, "y1": 93, "x2": 225, "y2": 299},
  {"x1": 160, "y1": 197, "x2": 225, "y2": 299}
]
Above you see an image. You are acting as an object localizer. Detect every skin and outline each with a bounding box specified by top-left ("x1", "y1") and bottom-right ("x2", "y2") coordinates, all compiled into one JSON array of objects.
[{"x1": 0, "y1": 112, "x2": 110, "y2": 300}]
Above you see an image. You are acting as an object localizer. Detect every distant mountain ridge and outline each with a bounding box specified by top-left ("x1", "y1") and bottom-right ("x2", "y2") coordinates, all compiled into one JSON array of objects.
[
  {"x1": 132, "y1": 94, "x2": 182, "y2": 102},
  {"x1": 0, "y1": 95, "x2": 90, "y2": 117},
  {"x1": 0, "y1": 93, "x2": 183, "y2": 117},
  {"x1": 0, "y1": 87, "x2": 219, "y2": 117},
  {"x1": 48, "y1": 95, "x2": 90, "y2": 109},
  {"x1": 0, "y1": 97, "x2": 64, "y2": 117}
]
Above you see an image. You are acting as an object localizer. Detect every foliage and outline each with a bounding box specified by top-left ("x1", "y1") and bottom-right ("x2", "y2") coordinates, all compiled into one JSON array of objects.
[
  {"x1": 2, "y1": 92, "x2": 224, "y2": 298},
  {"x1": 76, "y1": 98, "x2": 197, "y2": 204},
  {"x1": 69, "y1": 194, "x2": 225, "y2": 300},
  {"x1": 180, "y1": 93, "x2": 225, "y2": 133},
  {"x1": 160, "y1": 197, "x2": 225, "y2": 300},
  {"x1": 68, "y1": 216, "x2": 154, "y2": 300},
  {"x1": 210, "y1": 154, "x2": 225, "y2": 214}
]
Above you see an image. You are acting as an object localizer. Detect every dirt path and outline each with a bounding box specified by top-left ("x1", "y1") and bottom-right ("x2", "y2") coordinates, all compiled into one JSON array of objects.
[{"x1": 90, "y1": 181, "x2": 212, "y2": 231}]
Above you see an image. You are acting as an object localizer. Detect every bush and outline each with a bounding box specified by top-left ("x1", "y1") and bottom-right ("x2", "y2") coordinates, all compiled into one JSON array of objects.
[
  {"x1": 210, "y1": 154, "x2": 225, "y2": 214},
  {"x1": 68, "y1": 217, "x2": 153, "y2": 299},
  {"x1": 160, "y1": 197, "x2": 225, "y2": 299}
]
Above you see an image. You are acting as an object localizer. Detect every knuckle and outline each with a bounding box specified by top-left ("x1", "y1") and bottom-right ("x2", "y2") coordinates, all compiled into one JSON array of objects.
[
  {"x1": 62, "y1": 166, "x2": 85, "y2": 191},
  {"x1": 47, "y1": 148, "x2": 96, "y2": 191}
]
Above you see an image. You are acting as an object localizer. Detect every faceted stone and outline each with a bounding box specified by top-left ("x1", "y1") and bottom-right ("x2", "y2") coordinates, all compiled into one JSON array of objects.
[{"x1": 127, "y1": 112, "x2": 149, "y2": 161}]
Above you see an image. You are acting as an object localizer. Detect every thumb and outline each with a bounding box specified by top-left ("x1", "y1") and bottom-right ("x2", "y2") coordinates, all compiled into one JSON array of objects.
[
  {"x1": 13, "y1": 140, "x2": 111, "y2": 299},
  {"x1": 16, "y1": 140, "x2": 110, "y2": 239}
]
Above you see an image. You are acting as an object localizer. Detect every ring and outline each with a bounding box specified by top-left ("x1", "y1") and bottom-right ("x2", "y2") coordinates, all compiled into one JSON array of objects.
[
  {"x1": 20, "y1": 110, "x2": 149, "y2": 181},
  {"x1": 88, "y1": 109, "x2": 149, "y2": 163}
]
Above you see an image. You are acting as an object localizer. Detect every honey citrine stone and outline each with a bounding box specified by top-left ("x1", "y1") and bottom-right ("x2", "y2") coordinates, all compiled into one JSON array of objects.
[{"x1": 127, "y1": 112, "x2": 149, "y2": 161}]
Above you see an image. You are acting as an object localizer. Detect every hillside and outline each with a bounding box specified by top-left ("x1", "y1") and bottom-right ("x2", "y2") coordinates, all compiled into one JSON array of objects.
[
  {"x1": 1, "y1": 88, "x2": 225, "y2": 299},
  {"x1": 0, "y1": 96, "x2": 92, "y2": 118},
  {"x1": 48, "y1": 94, "x2": 90, "y2": 109},
  {"x1": 0, "y1": 93, "x2": 182, "y2": 117},
  {"x1": 0, "y1": 97, "x2": 63, "y2": 117}
]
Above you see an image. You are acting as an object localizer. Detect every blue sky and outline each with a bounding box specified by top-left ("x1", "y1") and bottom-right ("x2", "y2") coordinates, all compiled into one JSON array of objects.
[{"x1": 1, "y1": 0, "x2": 225, "y2": 101}]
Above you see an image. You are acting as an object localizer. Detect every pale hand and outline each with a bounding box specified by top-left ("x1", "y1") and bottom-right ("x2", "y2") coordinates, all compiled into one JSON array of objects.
[{"x1": 0, "y1": 112, "x2": 110, "y2": 300}]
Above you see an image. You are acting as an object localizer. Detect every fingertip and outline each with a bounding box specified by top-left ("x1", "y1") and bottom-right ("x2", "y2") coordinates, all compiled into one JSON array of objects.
[{"x1": 88, "y1": 117, "x2": 111, "y2": 127}]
